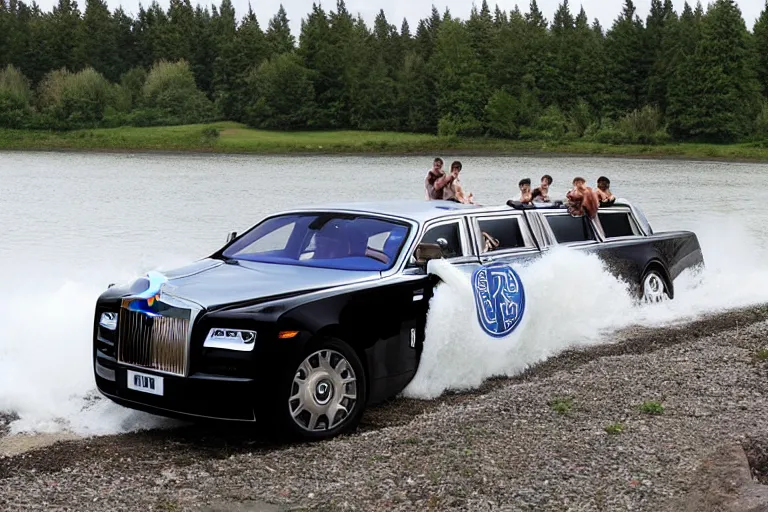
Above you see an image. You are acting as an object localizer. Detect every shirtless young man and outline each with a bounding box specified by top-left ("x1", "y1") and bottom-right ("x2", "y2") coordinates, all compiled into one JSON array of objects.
[
  {"x1": 596, "y1": 176, "x2": 616, "y2": 206},
  {"x1": 565, "y1": 177, "x2": 599, "y2": 218},
  {"x1": 532, "y1": 174, "x2": 553, "y2": 203},
  {"x1": 517, "y1": 178, "x2": 532, "y2": 204},
  {"x1": 424, "y1": 157, "x2": 453, "y2": 200},
  {"x1": 445, "y1": 161, "x2": 474, "y2": 204}
]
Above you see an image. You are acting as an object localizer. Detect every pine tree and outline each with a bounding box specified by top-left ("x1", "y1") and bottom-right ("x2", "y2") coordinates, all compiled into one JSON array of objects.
[
  {"x1": 430, "y1": 18, "x2": 489, "y2": 130},
  {"x1": 48, "y1": 0, "x2": 83, "y2": 73},
  {"x1": 604, "y1": 0, "x2": 649, "y2": 115},
  {"x1": 667, "y1": 0, "x2": 760, "y2": 141},
  {"x1": 754, "y1": 2, "x2": 768, "y2": 98},
  {"x1": 265, "y1": 4, "x2": 294, "y2": 56}
]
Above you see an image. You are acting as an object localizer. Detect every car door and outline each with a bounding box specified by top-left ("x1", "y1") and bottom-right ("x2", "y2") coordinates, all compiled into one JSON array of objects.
[{"x1": 396, "y1": 216, "x2": 479, "y2": 371}]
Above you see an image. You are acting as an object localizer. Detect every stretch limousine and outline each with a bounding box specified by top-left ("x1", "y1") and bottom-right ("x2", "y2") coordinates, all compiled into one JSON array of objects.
[{"x1": 93, "y1": 199, "x2": 703, "y2": 440}]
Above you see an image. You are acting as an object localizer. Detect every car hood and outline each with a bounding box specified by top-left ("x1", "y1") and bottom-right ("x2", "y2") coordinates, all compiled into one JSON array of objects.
[{"x1": 157, "y1": 258, "x2": 380, "y2": 309}]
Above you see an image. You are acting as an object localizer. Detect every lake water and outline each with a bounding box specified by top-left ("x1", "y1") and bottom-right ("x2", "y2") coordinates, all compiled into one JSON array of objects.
[{"x1": 2, "y1": 150, "x2": 768, "y2": 435}]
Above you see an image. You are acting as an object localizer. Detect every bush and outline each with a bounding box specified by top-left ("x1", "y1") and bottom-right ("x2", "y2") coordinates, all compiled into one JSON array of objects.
[
  {"x1": 617, "y1": 105, "x2": 664, "y2": 144},
  {"x1": 754, "y1": 102, "x2": 768, "y2": 140},
  {"x1": 244, "y1": 53, "x2": 317, "y2": 130},
  {"x1": 0, "y1": 65, "x2": 33, "y2": 128},
  {"x1": 143, "y1": 60, "x2": 214, "y2": 124},
  {"x1": 36, "y1": 68, "x2": 114, "y2": 128},
  {"x1": 534, "y1": 105, "x2": 568, "y2": 140},
  {"x1": 568, "y1": 100, "x2": 594, "y2": 138},
  {"x1": 437, "y1": 114, "x2": 484, "y2": 137},
  {"x1": 485, "y1": 90, "x2": 519, "y2": 139},
  {"x1": 120, "y1": 67, "x2": 147, "y2": 110}
]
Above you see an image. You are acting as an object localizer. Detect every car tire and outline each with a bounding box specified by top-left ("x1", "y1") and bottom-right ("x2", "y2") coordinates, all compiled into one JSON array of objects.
[
  {"x1": 279, "y1": 337, "x2": 367, "y2": 441},
  {"x1": 640, "y1": 269, "x2": 670, "y2": 303}
]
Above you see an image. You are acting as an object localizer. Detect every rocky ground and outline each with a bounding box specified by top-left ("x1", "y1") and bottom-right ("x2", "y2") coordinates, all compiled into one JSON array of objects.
[{"x1": 3, "y1": 305, "x2": 768, "y2": 511}]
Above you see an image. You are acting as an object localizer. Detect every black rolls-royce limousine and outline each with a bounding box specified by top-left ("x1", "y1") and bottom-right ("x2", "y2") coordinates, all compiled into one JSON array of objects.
[{"x1": 93, "y1": 199, "x2": 703, "y2": 440}]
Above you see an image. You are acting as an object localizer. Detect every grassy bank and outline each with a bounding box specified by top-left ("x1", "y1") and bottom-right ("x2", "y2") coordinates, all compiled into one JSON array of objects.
[{"x1": 3, "y1": 121, "x2": 768, "y2": 161}]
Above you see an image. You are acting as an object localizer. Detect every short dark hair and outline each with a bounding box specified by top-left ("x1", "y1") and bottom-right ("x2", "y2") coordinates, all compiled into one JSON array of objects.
[
  {"x1": 451, "y1": 160, "x2": 462, "y2": 170},
  {"x1": 573, "y1": 176, "x2": 585, "y2": 184},
  {"x1": 532, "y1": 188, "x2": 542, "y2": 199},
  {"x1": 541, "y1": 174, "x2": 553, "y2": 185},
  {"x1": 519, "y1": 178, "x2": 531, "y2": 187},
  {"x1": 434, "y1": 157, "x2": 443, "y2": 165},
  {"x1": 597, "y1": 176, "x2": 610, "y2": 185}
]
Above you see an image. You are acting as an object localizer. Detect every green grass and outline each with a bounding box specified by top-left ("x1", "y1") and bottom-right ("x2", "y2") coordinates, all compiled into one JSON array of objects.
[
  {"x1": 639, "y1": 401, "x2": 665, "y2": 415},
  {"x1": 549, "y1": 396, "x2": 574, "y2": 415},
  {"x1": 754, "y1": 348, "x2": 768, "y2": 362},
  {"x1": 604, "y1": 423, "x2": 625, "y2": 435},
  {"x1": 3, "y1": 121, "x2": 768, "y2": 160}
]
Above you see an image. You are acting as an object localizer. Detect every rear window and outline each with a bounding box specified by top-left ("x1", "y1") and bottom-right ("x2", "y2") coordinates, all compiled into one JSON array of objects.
[
  {"x1": 545, "y1": 215, "x2": 595, "y2": 243},
  {"x1": 477, "y1": 217, "x2": 525, "y2": 251},
  {"x1": 598, "y1": 212, "x2": 637, "y2": 238}
]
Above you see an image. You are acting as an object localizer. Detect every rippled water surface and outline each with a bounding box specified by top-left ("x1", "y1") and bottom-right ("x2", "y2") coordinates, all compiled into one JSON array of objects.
[{"x1": 3, "y1": 151, "x2": 767, "y2": 269}]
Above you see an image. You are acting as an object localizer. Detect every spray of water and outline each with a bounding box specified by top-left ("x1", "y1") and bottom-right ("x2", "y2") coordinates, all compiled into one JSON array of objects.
[
  {"x1": 403, "y1": 219, "x2": 768, "y2": 399},
  {"x1": 0, "y1": 219, "x2": 766, "y2": 436}
]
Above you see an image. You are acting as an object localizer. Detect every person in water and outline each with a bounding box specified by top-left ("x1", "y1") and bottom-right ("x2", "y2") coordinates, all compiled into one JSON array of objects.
[
  {"x1": 532, "y1": 174, "x2": 553, "y2": 203},
  {"x1": 424, "y1": 157, "x2": 453, "y2": 200},
  {"x1": 566, "y1": 177, "x2": 599, "y2": 218},
  {"x1": 517, "y1": 178, "x2": 532, "y2": 204},
  {"x1": 444, "y1": 161, "x2": 474, "y2": 204},
  {"x1": 596, "y1": 176, "x2": 616, "y2": 206}
]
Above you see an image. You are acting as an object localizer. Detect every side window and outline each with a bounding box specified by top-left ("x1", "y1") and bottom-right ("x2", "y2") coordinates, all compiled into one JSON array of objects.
[
  {"x1": 420, "y1": 222, "x2": 462, "y2": 258},
  {"x1": 545, "y1": 215, "x2": 595, "y2": 243},
  {"x1": 477, "y1": 217, "x2": 525, "y2": 252},
  {"x1": 598, "y1": 212, "x2": 638, "y2": 238}
]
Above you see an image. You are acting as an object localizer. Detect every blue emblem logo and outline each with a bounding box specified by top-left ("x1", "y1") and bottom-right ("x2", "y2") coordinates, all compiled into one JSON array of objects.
[{"x1": 472, "y1": 263, "x2": 526, "y2": 338}]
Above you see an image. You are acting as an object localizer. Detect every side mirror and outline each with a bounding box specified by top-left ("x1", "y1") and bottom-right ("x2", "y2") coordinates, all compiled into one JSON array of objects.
[
  {"x1": 414, "y1": 242, "x2": 444, "y2": 266},
  {"x1": 227, "y1": 231, "x2": 237, "y2": 243}
]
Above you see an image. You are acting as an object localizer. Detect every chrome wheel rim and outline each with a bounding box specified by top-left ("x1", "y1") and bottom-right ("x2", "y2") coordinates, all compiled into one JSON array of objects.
[
  {"x1": 642, "y1": 272, "x2": 666, "y2": 303},
  {"x1": 289, "y1": 349, "x2": 358, "y2": 432}
]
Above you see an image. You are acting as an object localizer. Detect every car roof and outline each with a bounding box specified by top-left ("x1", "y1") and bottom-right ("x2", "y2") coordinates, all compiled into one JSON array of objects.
[
  {"x1": 281, "y1": 200, "x2": 494, "y2": 223},
  {"x1": 278, "y1": 199, "x2": 637, "y2": 224}
]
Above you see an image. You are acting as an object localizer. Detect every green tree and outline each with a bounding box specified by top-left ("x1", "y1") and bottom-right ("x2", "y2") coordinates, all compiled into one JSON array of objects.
[
  {"x1": 143, "y1": 59, "x2": 214, "y2": 124},
  {"x1": 243, "y1": 53, "x2": 315, "y2": 129},
  {"x1": 78, "y1": 0, "x2": 119, "y2": 81},
  {"x1": 667, "y1": 0, "x2": 760, "y2": 141},
  {"x1": 0, "y1": 64, "x2": 32, "y2": 127},
  {"x1": 265, "y1": 4, "x2": 294, "y2": 56},
  {"x1": 604, "y1": 0, "x2": 649, "y2": 115},
  {"x1": 430, "y1": 17, "x2": 489, "y2": 132},
  {"x1": 754, "y1": 2, "x2": 768, "y2": 98}
]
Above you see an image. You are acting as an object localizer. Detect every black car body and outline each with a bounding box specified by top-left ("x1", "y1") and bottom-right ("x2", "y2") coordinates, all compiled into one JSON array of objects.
[{"x1": 93, "y1": 199, "x2": 704, "y2": 439}]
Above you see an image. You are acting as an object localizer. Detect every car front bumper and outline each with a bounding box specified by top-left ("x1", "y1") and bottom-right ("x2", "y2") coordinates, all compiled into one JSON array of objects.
[{"x1": 95, "y1": 359, "x2": 257, "y2": 422}]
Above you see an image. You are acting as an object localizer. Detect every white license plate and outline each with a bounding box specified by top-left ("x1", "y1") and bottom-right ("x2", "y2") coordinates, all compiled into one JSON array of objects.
[{"x1": 127, "y1": 370, "x2": 164, "y2": 396}]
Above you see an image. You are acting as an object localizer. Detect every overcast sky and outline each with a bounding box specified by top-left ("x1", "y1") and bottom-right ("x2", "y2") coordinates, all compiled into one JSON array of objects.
[{"x1": 32, "y1": 0, "x2": 767, "y2": 32}]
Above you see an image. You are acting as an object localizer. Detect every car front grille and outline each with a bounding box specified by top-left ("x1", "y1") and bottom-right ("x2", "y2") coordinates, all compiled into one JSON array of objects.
[{"x1": 117, "y1": 308, "x2": 190, "y2": 377}]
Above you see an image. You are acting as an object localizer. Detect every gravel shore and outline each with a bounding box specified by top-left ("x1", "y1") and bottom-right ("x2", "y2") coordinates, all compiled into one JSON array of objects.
[{"x1": 2, "y1": 305, "x2": 768, "y2": 511}]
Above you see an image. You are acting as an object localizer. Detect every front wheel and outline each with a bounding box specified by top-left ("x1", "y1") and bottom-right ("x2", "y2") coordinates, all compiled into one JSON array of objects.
[
  {"x1": 282, "y1": 338, "x2": 367, "y2": 440},
  {"x1": 641, "y1": 269, "x2": 670, "y2": 303}
]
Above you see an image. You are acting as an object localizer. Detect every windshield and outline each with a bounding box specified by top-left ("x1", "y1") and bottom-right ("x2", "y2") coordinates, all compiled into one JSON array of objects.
[{"x1": 222, "y1": 213, "x2": 411, "y2": 271}]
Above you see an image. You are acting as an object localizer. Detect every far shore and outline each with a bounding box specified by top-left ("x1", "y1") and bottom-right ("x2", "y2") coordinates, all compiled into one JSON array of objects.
[{"x1": 3, "y1": 121, "x2": 768, "y2": 164}]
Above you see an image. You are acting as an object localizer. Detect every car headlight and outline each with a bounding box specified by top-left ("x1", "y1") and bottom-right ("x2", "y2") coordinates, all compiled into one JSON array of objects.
[
  {"x1": 99, "y1": 312, "x2": 118, "y2": 331},
  {"x1": 203, "y1": 328, "x2": 257, "y2": 352}
]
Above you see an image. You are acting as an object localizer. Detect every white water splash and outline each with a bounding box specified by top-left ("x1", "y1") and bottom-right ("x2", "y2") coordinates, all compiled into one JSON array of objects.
[{"x1": 403, "y1": 219, "x2": 768, "y2": 399}]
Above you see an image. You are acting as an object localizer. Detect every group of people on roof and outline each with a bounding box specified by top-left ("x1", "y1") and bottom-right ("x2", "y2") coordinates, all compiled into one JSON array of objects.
[{"x1": 424, "y1": 157, "x2": 616, "y2": 219}]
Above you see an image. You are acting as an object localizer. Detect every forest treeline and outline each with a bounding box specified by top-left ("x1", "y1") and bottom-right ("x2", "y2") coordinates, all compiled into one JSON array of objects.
[{"x1": 2, "y1": 0, "x2": 768, "y2": 144}]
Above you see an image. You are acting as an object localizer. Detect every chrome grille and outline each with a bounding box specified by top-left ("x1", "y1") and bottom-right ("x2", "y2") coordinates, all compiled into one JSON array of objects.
[{"x1": 117, "y1": 308, "x2": 190, "y2": 377}]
